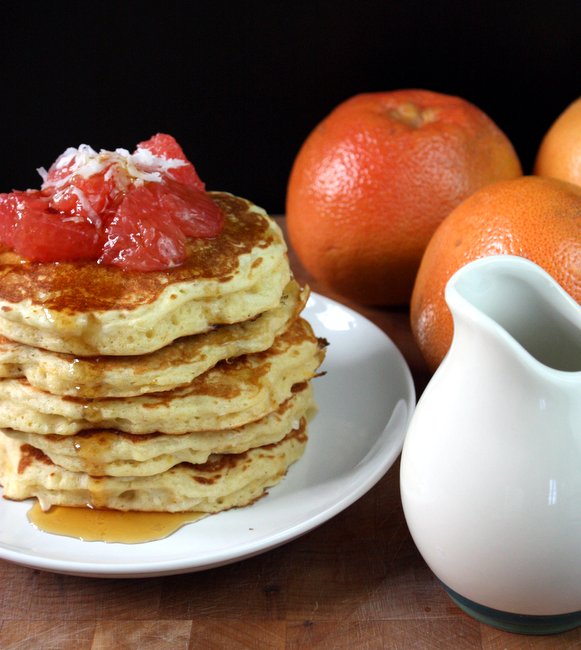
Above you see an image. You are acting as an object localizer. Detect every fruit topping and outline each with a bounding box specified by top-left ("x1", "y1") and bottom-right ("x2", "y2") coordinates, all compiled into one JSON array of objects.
[{"x1": 0, "y1": 134, "x2": 224, "y2": 270}]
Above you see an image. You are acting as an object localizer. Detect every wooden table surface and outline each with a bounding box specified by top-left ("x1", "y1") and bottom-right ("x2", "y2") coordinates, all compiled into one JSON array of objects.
[{"x1": 0, "y1": 219, "x2": 578, "y2": 650}]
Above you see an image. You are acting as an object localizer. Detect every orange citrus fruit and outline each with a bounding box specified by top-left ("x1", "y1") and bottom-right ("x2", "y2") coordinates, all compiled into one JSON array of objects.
[
  {"x1": 534, "y1": 97, "x2": 581, "y2": 186},
  {"x1": 286, "y1": 89, "x2": 522, "y2": 305},
  {"x1": 411, "y1": 175, "x2": 581, "y2": 372}
]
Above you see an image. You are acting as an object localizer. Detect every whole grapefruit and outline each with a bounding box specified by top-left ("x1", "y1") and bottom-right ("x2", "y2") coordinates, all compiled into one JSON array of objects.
[
  {"x1": 286, "y1": 89, "x2": 522, "y2": 305},
  {"x1": 411, "y1": 175, "x2": 581, "y2": 371},
  {"x1": 534, "y1": 96, "x2": 581, "y2": 187}
]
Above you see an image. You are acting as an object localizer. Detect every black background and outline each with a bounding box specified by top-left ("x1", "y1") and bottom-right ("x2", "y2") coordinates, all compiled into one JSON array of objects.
[{"x1": 0, "y1": 0, "x2": 579, "y2": 215}]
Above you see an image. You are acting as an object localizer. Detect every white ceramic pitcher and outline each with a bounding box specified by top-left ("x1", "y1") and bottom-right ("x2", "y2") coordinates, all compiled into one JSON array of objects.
[{"x1": 401, "y1": 255, "x2": 581, "y2": 635}]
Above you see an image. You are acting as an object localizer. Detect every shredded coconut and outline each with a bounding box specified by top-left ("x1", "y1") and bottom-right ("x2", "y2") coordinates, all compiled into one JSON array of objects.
[{"x1": 39, "y1": 143, "x2": 189, "y2": 191}]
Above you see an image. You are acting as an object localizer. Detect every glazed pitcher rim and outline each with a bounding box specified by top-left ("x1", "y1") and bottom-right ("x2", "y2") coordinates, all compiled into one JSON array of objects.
[{"x1": 444, "y1": 255, "x2": 581, "y2": 377}]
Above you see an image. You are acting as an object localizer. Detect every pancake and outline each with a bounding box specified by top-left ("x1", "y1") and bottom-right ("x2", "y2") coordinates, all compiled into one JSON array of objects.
[
  {"x1": 0, "y1": 318, "x2": 326, "y2": 436},
  {"x1": 0, "y1": 193, "x2": 290, "y2": 356},
  {"x1": 2, "y1": 382, "x2": 315, "y2": 476},
  {"x1": 0, "y1": 423, "x2": 308, "y2": 513},
  {"x1": 0, "y1": 149, "x2": 326, "y2": 520},
  {"x1": 0, "y1": 280, "x2": 308, "y2": 398}
]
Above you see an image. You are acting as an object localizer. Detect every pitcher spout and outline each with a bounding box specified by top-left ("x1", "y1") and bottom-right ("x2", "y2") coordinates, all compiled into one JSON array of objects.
[{"x1": 445, "y1": 255, "x2": 581, "y2": 375}]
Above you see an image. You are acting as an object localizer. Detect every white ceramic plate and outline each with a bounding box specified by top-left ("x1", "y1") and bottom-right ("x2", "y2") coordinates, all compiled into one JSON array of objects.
[{"x1": 0, "y1": 293, "x2": 415, "y2": 578}]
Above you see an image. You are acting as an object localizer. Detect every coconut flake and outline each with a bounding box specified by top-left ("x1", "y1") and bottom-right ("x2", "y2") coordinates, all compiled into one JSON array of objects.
[
  {"x1": 40, "y1": 142, "x2": 190, "y2": 193},
  {"x1": 132, "y1": 146, "x2": 189, "y2": 173}
]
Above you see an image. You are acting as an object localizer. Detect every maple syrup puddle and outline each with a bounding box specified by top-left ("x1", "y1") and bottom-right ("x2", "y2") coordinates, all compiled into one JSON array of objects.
[{"x1": 28, "y1": 502, "x2": 207, "y2": 543}]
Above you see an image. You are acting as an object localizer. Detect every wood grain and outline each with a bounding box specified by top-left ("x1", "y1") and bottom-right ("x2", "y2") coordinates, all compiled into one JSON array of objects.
[{"x1": 0, "y1": 218, "x2": 570, "y2": 649}]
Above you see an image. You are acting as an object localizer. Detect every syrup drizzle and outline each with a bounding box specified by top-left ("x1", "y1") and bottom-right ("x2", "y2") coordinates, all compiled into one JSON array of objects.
[{"x1": 28, "y1": 502, "x2": 206, "y2": 544}]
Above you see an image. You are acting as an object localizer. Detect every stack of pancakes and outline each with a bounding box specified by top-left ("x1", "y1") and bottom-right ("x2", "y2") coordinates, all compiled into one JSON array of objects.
[{"x1": 0, "y1": 193, "x2": 326, "y2": 514}]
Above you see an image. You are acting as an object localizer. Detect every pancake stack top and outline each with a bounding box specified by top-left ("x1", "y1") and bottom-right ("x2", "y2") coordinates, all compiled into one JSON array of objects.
[{"x1": 0, "y1": 136, "x2": 326, "y2": 515}]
